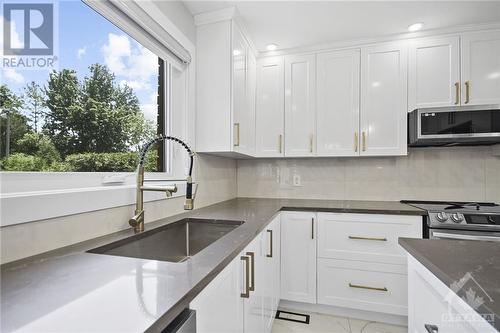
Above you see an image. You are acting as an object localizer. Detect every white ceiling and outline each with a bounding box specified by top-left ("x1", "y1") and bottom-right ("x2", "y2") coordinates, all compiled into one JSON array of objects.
[{"x1": 182, "y1": 1, "x2": 500, "y2": 51}]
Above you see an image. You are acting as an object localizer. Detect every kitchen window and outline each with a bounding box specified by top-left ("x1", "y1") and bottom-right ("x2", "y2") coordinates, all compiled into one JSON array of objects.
[
  {"x1": 0, "y1": 1, "x2": 170, "y2": 173},
  {"x1": 0, "y1": 0, "x2": 193, "y2": 226}
]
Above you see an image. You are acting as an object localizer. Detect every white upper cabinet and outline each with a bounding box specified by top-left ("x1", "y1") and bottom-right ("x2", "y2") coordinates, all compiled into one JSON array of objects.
[
  {"x1": 408, "y1": 36, "x2": 460, "y2": 111},
  {"x1": 408, "y1": 30, "x2": 500, "y2": 110},
  {"x1": 461, "y1": 30, "x2": 500, "y2": 106},
  {"x1": 316, "y1": 49, "x2": 361, "y2": 156},
  {"x1": 284, "y1": 54, "x2": 317, "y2": 157},
  {"x1": 195, "y1": 19, "x2": 256, "y2": 156},
  {"x1": 256, "y1": 56, "x2": 285, "y2": 157},
  {"x1": 360, "y1": 42, "x2": 408, "y2": 156}
]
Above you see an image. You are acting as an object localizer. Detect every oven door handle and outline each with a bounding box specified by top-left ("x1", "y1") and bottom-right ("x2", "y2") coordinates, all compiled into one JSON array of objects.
[{"x1": 432, "y1": 232, "x2": 500, "y2": 242}]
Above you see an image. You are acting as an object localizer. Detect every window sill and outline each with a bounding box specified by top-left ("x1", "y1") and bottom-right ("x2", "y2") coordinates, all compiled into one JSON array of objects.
[{"x1": 0, "y1": 182, "x2": 187, "y2": 227}]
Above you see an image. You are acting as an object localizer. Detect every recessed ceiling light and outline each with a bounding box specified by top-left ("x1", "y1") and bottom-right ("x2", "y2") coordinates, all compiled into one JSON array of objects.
[
  {"x1": 233, "y1": 49, "x2": 241, "y2": 56},
  {"x1": 408, "y1": 22, "x2": 424, "y2": 32},
  {"x1": 266, "y1": 43, "x2": 278, "y2": 51}
]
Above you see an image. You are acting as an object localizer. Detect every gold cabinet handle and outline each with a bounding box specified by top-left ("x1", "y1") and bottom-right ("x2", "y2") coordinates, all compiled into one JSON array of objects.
[
  {"x1": 266, "y1": 229, "x2": 273, "y2": 258},
  {"x1": 240, "y1": 256, "x2": 250, "y2": 298},
  {"x1": 349, "y1": 283, "x2": 388, "y2": 292},
  {"x1": 354, "y1": 132, "x2": 358, "y2": 152},
  {"x1": 362, "y1": 131, "x2": 366, "y2": 151},
  {"x1": 246, "y1": 251, "x2": 255, "y2": 291},
  {"x1": 311, "y1": 217, "x2": 314, "y2": 240},
  {"x1": 310, "y1": 134, "x2": 314, "y2": 153},
  {"x1": 348, "y1": 236, "x2": 387, "y2": 241},
  {"x1": 454, "y1": 82, "x2": 460, "y2": 105},
  {"x1": 234, "y1": 123, "x2": 240, "y2": 147},
  {"x1": 279, "y1": 134, "x2": 283, "y2": 154},
  {"x1": 464, "y1": 81, "x2": 470, "y2": 104}
]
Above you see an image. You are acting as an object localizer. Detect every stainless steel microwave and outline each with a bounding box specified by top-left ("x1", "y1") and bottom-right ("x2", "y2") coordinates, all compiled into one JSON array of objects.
[{"x1": 408, "y1": 105, "x2": 500, "y2": 147}]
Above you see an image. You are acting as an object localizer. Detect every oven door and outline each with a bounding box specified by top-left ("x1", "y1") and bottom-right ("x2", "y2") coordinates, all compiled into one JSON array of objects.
[{"x1": 429, "y1": 229, "x2": 500, "y2": 242}]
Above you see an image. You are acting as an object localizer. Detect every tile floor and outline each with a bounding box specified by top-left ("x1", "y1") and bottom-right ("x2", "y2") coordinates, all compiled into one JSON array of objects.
[{"x1": 272, "y1": 309, "x2": 408, "y2": 333}]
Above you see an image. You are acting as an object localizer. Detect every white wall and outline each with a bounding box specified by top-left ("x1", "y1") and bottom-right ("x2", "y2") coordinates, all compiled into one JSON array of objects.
[
  {"x1": 153, "y1": 0, "x2": 196, "y2": 44},
  {"x1": 1, "y1": 155, "x2": 236, "y2": 264},
  {"x1": 237, "y1": 147, "x2": 500, "y2": 203}
]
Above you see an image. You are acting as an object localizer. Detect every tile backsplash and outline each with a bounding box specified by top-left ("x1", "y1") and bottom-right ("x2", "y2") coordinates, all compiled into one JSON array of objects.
[{"x1": 237, "y1": 147, "x2": 500, "y2": 203}]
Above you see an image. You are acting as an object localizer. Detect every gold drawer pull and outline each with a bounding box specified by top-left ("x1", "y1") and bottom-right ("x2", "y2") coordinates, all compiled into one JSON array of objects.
[
  {"x1": 246, "y1": 251, "x2": 255, "y2": 291},
  {"x1": 362, "y1": 131, "x2": 366, "y2": 151},
  {"x1": 279, "y1": 134, "x2": 283, "y2": 154},
  {"x1": 454, "y1": 82, "x2": 460, "y2": 105},
  {"x1": 354, "y1": 132, "x2": 358, "y2": 152},
  {"x1": 240, "y1": 256, "x2": 250, "y2": 298},
  {"x1": 348, "y1": 236, "x2": 387, "y2": 241},
  {"x1": 464, "y1": 81, "x2": 470, "y2": 104},
  {"x1": 234, "y1": 123, "x2": 240, "y2": 147},
  {"x1": 349, "y1": 283, "x2": 388, "y2": 292},
  {"x1": 266, "y1": 229, "x2": 273, "y2": 258}
]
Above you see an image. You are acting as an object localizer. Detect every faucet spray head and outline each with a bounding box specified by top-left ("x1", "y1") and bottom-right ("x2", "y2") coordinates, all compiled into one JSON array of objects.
[{"x1": 184, "y1": 176, "x2": 194, "y2": 210}]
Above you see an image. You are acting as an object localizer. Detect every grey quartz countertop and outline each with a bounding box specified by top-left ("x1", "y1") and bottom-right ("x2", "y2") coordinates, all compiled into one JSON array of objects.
[
  {"x1": 1, "y1": 198, "x2": 424, "y2": 332},
  {"x1": 399, "y1": 238, "x2": 500, "y2": 331}
]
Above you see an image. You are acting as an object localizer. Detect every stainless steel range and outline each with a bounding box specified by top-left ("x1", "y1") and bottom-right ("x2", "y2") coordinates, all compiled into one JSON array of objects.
[{"x1": 401, "y1": 200, "x2": 500, "y2": 242}]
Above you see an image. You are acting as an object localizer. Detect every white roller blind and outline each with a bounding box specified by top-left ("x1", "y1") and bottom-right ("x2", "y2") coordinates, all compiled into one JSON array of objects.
[{"x1": 84, "y1": 0, "x2": 191, "y2": 65}]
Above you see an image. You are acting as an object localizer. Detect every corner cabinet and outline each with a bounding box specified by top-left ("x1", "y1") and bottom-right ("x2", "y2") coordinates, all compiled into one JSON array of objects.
[
  {"x1": 360, "y1": 42, "x2": 408, "y2": 156},
  {"x1": 408, "y1": 30, "x2": 500, "y2": 111},
  {"x1": 284, "y1": 54, "x2": 317, "y2": 157},
  {"x1": 196, "y1": 19, "x2": 256, "y2": 156},
  {"x1": 255, "y1": 56, "x2": 285, "y2": 157}
]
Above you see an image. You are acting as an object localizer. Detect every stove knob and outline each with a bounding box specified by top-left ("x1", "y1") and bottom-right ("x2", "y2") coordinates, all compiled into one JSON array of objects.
[
  {"x1": 451, "y1": 213, "x2": 464, "y2": 223},
  {"x1": 436, "y1": 212, "x2": 449, "y2": 222}
]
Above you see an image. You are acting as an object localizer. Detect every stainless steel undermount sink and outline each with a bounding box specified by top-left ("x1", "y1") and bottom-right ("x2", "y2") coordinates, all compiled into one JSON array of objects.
[{"x1": 88, "y1": 218, "x2": 244, "y2": 263}]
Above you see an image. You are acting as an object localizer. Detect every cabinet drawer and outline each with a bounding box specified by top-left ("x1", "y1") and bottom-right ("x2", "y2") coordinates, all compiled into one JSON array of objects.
[
  {"x1": 317, "y1": 258, "x2": 407, "y2": 316},
  {"x1": 317, "y1": 213, "x2": 422, "y2": 264}
]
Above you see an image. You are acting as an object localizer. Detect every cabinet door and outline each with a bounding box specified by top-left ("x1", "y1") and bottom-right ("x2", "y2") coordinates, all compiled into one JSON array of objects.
[
  {"x1": 242, "y1": 237, "x2": 265, "y2": 333},
  {"x1": 262, "y1": 216, "x2": 281, "y2": 332},
  {"x1": 461, "y1": 30, "x2": 500, "y2": 106},
  {"x1": 317, "y1": 49, "x2": 360, "y2": 156},
  {"x1": 190, "y1": 256, "x2": 243, "y2": 333},
  {"x1": 284, "y1": 54, "x2": 316, "y2": 157},
  {"x1": 280, "y1": 212, "x2": 316, "y2": 303},
  {"x1": 244, "y1": 50, "x2": 257, "y2": 155},
  {"x1": 232, "y1": 23, "x2": 248, "y2": 153},
  {"x1": 360, "y1": 42, "x2": 408, "y2": 156},
  {"x1": 256, "y1": 56, "x2": 285, "y2": 157},
  {"x1": 408, "y1": 37, "x2": 460, "y2": 111}
]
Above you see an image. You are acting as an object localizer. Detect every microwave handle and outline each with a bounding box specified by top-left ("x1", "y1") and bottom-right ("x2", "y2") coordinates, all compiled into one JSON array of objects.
[{"x1": 432, "y1": 232, "x2": 500, "y2": 242}]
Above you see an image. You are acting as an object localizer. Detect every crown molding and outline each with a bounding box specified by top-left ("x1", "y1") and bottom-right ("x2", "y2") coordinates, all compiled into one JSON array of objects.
[
  {"x1": 194, "y1": 7, "x2": 238, "y2": 26},
  {"x1": 259, "y1": 21, "x2": 500, "y2": 58}
]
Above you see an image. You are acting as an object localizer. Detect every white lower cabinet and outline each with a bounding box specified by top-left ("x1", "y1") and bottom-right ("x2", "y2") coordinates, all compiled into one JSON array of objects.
[
  {"x1": 262, "y1": 216, "x2": 281, "y2": 332},
  {"x1": 317, "y1": 258, "x2": 408, "y2": 316},
  {"x1": 190, "y1": 253, "x2": 244, "y2": 333},
  {"x1": 408, "y1": 255, "x2": 496, "y2": 333},
  {"x1": 191, "y1": 217, "x2": 280, "y2": 333},
  {"x1": 280, "y1": 211, "x2": 317, "y2": 303},
  {"x1": 317, "y1": 213, "x2": 422, "y2": 265},
  {"x1": 193, "y1": 211, "x2": 424, "y2": 332}
]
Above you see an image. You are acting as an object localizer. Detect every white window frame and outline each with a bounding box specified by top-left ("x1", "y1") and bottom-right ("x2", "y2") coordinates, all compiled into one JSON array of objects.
[{"x1": 0, "y1": 1, "x2": 196, "y2": 227}]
